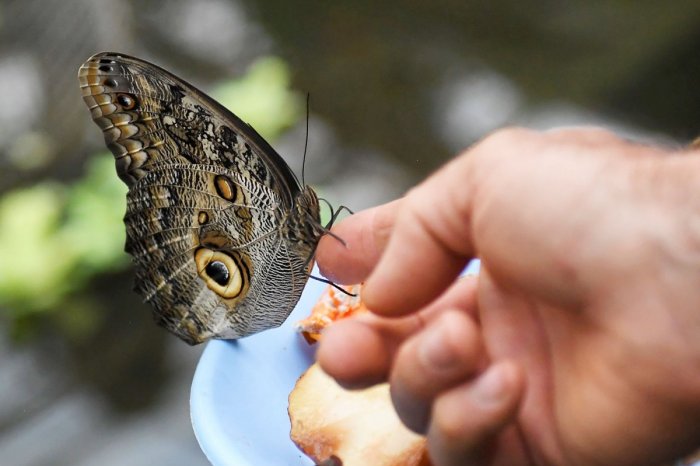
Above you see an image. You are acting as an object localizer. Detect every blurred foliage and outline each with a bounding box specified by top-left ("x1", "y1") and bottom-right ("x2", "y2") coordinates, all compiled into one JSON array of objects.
[
  {"x1": 213, "y1": 56, "x2": 303, "y2": 139},
  {"x1": 0, "y1": 157, "x2": 127, "y2": 317},
  {"x1": 0, "y1": 54, "x2": 301, "y2": 340}
]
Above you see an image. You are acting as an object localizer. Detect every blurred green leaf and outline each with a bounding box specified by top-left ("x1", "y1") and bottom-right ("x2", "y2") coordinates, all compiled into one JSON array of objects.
[
  {"x1": 212, "y1": 56, "x2": 302, "y2": 139},
  {"x1": 0, "y1": 183, "x2": 71, "y2": 311},
  {"x1": 59, "y1": 154, "x2": 129, "y2": 277},
  {"x1": 0, "y1": 155, "x2": 128, "y2": 316}
]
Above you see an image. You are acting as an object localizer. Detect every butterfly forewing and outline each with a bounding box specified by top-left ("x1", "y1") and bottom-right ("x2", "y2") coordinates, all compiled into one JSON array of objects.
[{"x1": 78, "y1": 52, "x2": 322, "y2": 344}]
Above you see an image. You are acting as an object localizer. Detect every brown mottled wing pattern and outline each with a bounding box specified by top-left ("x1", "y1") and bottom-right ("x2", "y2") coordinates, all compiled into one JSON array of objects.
[{"x1": 78, "y1": 52, "x2": 322, "y2": 344}]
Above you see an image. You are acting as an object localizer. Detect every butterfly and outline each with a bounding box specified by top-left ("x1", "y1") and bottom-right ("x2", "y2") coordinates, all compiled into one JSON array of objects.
[{"x1": 78, "y1": 52, "x2": 332, "y2": 345}]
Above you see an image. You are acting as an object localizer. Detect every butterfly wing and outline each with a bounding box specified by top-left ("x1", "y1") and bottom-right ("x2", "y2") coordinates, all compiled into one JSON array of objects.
[
  {"x1": 79, "y1": 52, "x2": 300, "y2": 198},
  {"x1": 78, "y1": 52, "x2": 320, "y2": 344}
]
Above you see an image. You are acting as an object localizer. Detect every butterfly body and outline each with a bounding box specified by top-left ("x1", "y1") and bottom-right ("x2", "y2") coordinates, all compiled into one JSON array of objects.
[{"x1": 78, "y1": 52, "x2": 322, "y2": 344}]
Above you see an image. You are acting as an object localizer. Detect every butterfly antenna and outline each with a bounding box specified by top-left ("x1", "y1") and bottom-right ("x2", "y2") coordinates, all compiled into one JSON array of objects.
[
  {"x1": 308, "y1": 274, "x2": 357, "y2": 297},
  {"x1": 301, "y1": 92, "x2": 310, "y2": 186}
]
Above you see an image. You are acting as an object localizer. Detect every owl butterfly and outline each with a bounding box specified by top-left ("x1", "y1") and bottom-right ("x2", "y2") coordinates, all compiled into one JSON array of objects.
[{"x1": 78, "y1": 52, "x2": 332, "y2": 345}]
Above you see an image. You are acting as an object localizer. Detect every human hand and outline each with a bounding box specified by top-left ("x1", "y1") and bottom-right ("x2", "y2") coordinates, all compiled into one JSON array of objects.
[{"x1": 316, "y1": 128, "x2": 700, "y2": 465}]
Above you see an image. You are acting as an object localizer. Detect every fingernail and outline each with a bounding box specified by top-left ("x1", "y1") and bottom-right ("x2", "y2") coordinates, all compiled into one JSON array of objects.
[
  {"x1": 418, "y1": 317, "x2": 456, "y2": 369},
  {"x1": 472, "y1": 364, "x2": 510, "y2": 406}
]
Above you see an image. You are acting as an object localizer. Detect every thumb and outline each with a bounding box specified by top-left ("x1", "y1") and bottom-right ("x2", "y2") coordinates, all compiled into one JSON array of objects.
[
  {"x1": 426, "y1": 361, "x2": 524, "y2": 466},
  {"x1": 362, "y1": 152, "x2": 476, "y2": 316}
]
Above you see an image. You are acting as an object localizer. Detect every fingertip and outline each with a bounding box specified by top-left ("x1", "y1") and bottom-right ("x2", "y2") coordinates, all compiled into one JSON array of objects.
[
  {"x1": 427, "y1": 361, "x2": 525, "y2": 465},
  {"x1": 438, "y1": 360, "x2": 524, "y2": 433},
  {"x1": 316, "y1": 225, "x2": 361, "y2": 284},
  {"x1": 315, "y1": 210, "x2": 371, "y2": 283},
  {"x1": 316, "y1": 201, "x2": 401, "y2": 285},
  {"x1": 469, "y1": 361, "x2": 524, "y2": 410},
  {"x1": 317, "y1": 319, "x2": 390, "y2": 389},
  {"x1": 388, "y1": 310, "x2": 483, "y2": 434}
]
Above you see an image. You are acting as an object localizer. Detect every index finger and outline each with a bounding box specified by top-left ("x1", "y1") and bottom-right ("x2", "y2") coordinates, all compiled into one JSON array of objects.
[
  {"x1": 316, "y1": 199, "x2": 402, "y2": 284},
  {"x1": 362, "y1": 153, "x2": 476, "y2": 316}
]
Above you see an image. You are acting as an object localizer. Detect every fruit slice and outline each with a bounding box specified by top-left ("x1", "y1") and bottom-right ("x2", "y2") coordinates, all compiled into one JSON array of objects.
[
  {"x1": 295, "y1": 284, "x2": 366, "y2": 343},
  {"x1": 289, "y1": 363, "x2": 431, "y2": 466}
]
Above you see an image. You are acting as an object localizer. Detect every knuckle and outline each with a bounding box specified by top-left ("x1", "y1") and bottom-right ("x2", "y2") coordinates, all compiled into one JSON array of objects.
[
  {"x1": 477, "y1": 126, "x2": 536, "y2": 153},
  {"x1": 549, "y1": 126, "x2": 619, "y2": 142},
  {"x1": 465, "y1": 126, "x2": 536, "y2": 180}
]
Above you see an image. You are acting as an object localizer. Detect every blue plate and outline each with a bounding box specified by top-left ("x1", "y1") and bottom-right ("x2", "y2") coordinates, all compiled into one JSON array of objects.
[
  {"x1": 190, "y1": 274, "x2": 325, "y2": 466},
  {"x1": 190, "y1": 260, "x2": 481, "y2": 465}
]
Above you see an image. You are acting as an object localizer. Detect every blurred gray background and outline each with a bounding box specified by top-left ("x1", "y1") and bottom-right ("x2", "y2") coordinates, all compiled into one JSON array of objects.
[{"x1": 1, "y1": 0, "x2": 700, "y2": 464}]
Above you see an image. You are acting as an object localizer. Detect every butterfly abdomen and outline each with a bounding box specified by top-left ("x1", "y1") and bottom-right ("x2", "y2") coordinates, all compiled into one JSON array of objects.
[{"x1": 286, "y1": 186, "x2": 323, "y2": 257}]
